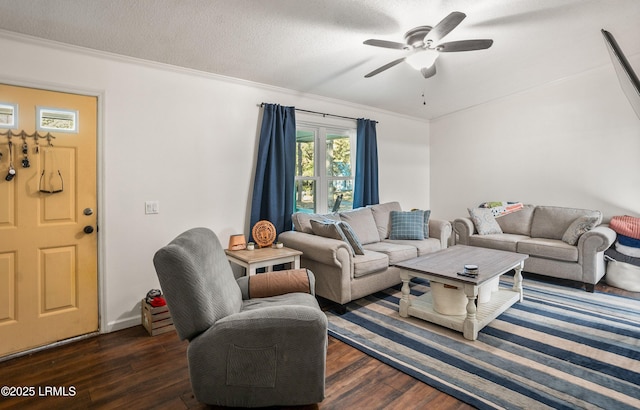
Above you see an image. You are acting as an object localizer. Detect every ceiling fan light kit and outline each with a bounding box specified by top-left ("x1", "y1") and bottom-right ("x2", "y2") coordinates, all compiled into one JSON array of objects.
[
  {"x1": 363, "y1": 11, "x2": 493, "y2": 79},
  {"x1": 406, "y1": 50, "x2": 439, "y2": 70}
]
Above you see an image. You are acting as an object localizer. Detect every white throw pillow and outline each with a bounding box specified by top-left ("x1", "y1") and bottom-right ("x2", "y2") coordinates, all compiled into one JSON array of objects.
[{"x1": 468, "y1": 208, "x2": 503, "y2": 235}]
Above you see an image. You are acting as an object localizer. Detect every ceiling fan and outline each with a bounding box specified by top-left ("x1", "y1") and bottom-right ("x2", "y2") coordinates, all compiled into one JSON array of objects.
[{"x1": 363, "y1": 11, "x2": 493, "y2": 79}]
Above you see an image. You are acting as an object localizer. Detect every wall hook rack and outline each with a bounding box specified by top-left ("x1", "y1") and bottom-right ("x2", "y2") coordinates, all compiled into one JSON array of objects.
[{"x1": 0, "y1": 129, "x2": 57, "y2": 141}]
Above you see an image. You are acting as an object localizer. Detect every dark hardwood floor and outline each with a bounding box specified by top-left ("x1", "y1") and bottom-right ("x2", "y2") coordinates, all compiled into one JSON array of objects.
[
  {"x1": 0, "y1": 277, "x2": 637, "y2": 410},
  {"x1": 0, "y1": 328, "x2": 471, "y2": 410}
]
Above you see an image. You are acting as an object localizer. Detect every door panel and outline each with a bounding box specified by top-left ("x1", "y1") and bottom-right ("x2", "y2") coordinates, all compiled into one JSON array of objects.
[{"x1": 0, "y1": 83, "x2": 97, "y2": 357}]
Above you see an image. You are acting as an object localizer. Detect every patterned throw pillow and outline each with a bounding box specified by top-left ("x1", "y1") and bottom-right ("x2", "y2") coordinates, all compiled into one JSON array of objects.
[
  {"x1": 422, "y1": 209, "x2": 431, "y2": 239},
  {"x1": 562, "y1": 215, "x2": 600, "y2": 245},
  {"x1": 389, "y1": 210, "x2": 425, "y2": 240},
  {"x1": 338, "y1": 221, "x2": 365, "y2": 255},
  {"x1": 468, "y1": 208, "x2": 503, "y2": 235}
]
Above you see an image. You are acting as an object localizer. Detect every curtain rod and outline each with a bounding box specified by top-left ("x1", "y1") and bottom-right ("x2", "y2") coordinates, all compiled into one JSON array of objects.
[{"x1": 258, "y1": 103, "x2": 378, "y2": 123}]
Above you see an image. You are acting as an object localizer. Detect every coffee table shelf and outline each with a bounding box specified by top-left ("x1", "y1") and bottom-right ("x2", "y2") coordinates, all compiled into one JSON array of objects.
[{"x1": 406, "y1": 288, "x2": 521, "y2": 335}]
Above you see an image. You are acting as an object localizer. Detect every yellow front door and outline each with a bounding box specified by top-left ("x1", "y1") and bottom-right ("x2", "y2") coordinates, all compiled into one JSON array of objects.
[{"x1": 0, "y1": 83, "x2": 98, "y2": 358}]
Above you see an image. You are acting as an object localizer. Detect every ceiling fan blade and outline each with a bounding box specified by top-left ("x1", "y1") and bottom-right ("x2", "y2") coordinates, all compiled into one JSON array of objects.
[
  {"x1": 363, "y1": 39, "x2": 408, "y2": 50},
  {"x1": 420, "y1": 65, "x2": 437, "y2": 79},
  {"x1": 437, "y1": 39, "x2": 493, "y2": 52},
  {"x1": 364, "y1": 57, "x2": 406, "y2": 78},
  {"x1": 425, "y1": 11, "x2": 466, "y2": 43}
]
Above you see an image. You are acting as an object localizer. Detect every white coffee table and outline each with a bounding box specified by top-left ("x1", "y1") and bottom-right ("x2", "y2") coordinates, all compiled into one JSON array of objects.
[{"x1": 394, "y1": 245, "x2": 528, "y2": 340}]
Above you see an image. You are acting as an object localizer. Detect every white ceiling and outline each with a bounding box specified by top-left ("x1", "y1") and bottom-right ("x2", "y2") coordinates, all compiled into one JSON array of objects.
[{"x1": 0, "y1": 0, "x2": 639, "y2": 120}]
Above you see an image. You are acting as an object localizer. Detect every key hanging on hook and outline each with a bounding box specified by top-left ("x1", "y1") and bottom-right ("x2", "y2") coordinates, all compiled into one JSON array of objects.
[
  {"x1": 21, "y1": 133, "x2": 30, "y2": 168},
  {"x1": 34, "y1": 133, "x2": 40, "y2": 154},
  {"x1": 5, "y1": 140, "x2": 16, "y2": 181}
]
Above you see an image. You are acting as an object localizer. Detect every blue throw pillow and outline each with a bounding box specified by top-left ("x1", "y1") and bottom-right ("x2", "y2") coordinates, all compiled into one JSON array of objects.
[
  {"x1": 422, "y1": 209, "x2": 431, "y2": 239},
  {"x1": 389, "y1": 210, "x2": 425, "y2": 240}
]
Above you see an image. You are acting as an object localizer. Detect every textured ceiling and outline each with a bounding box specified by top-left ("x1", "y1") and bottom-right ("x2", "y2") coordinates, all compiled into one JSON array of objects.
[{"x1": 0, "y1": 0, "x2": 639, "y2": 120}]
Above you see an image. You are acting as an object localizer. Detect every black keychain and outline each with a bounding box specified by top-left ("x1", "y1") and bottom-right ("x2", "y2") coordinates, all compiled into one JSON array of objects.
[{"x1": 21, "y1": 135, "x2": 30, "y2": 168}]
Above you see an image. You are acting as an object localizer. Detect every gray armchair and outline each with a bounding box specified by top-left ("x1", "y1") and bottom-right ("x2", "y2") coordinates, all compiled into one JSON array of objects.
[{"x1": 153, "y1": 227, "x2": 327, "y2": 407}]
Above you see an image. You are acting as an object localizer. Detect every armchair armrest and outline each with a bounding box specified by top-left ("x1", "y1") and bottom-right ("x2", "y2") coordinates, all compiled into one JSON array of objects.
[
  {"x1": 236, "y1": 269, "x2": 316, "y2": 299},
  {"x1": 279, "y1": 231, "x2": 352, "y2": 268},
  {"x1": 453, "y1": 217, "x2": 475, "y2": 245},
  {"x1": 428, "y1": 218, "x2": 452, "y2": 249}
]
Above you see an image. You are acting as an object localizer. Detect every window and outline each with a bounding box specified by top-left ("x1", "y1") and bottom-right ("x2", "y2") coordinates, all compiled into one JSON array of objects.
[
  {"x1": 295, "y1": 120, "x2": 356, "y2": 214},
  {"x1": 0, "y1": 103, "x2": 18, "y2": 129},
  {"x1": 37, "y1": 106, "x2": 78, "y2": 133}
]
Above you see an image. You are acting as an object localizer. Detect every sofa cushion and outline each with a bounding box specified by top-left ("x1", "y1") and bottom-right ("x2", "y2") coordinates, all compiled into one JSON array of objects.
[
  {"x1": 368, "y1": 201, "x2": 402, "y2": 240},
  {"x1": 384, "y1": 238, "x2": 441, "y2": 256},
  {"x1": 468, "y1": 233, "x2": 529, "y2": 253},
  {"x1": 530, "y1": 206, "x2": 602, "y2": 240},
  {"x1": 562, "y1": 215, "x2": 600, "y2": 245},
  {"x1": 339, "y1": 207, "x2": 380, "y2": 245},
  {"x1": 337, "y1": 221, "x2": 365, "y2": 255},
  {"x1": 495, "y1": 205, "x2": 535, "y2": 236},
  {"x1": 353, "y1": 251, "x2": 389, "y2": 278},
  {"x1": 517, "y1": 238, "x2": 578, "y2": 262},
  {"x1": 363, "y1": 241, "x2": 417, "y2": 264},
  {"x1": 292, "y1": 212, "x2": 340, "y2": 234},
  {"x1": 389, "y1": 210, "x2": 425, "y2": 240},
  {"x1": 309, "y1": 219, "x2": 354, "y2": 256},
  {"x1": 468, "y1": 207, "x2": 503, "y2": 235}
]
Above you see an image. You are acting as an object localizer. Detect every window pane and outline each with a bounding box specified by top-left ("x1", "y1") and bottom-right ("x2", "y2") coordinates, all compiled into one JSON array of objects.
[
  {"x1": 37, "y1": 106, "x2": 78, "y2": 133},
  {"x1": 328, "y1": 179, "x2": 353, "y2": 212},
  {"x1": 326, "y1": 134, "x2": 351, "y2": 177},
  {"x1": 295, "y1": 179, "x2": 316, "y2": 213},
  {"x1": 0, "y1": 103, "x2": 17, "y2": 129},
  {"x1": 296, "y1": 130, "x2": 315, "y2": 177}
]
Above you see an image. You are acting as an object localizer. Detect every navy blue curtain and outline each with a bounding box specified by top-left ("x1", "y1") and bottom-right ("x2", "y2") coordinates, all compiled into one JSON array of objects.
[
  {"x1": 353, "y1": 118, "x2": 379, "y2": 208},
  {"x1": 249, "y1": 104, "x2": 296, "y2": 240}
]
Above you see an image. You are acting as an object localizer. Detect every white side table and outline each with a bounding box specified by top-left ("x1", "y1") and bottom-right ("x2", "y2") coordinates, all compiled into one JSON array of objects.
[{"x1": 225, "y1": 246, "x2": 302, "y2": 276}]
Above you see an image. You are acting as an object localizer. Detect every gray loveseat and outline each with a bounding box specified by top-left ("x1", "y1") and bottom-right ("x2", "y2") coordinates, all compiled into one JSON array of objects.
[
  {"x1": 279, "y1": 202, "x2": 452, "y2": 306},
  {"x1": 454, "y1": 205, "x2": 617, "y2": 291}
]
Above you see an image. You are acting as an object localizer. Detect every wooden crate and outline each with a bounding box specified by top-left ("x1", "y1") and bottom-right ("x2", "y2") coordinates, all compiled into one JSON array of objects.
[{"x1": 141, "y1": 299, "x2": 175, "y2": 336}]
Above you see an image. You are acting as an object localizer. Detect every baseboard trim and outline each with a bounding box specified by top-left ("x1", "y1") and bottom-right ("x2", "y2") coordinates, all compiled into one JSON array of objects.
[{"x1": 105, "y1": 315, "x2": 142, "y2": 333}]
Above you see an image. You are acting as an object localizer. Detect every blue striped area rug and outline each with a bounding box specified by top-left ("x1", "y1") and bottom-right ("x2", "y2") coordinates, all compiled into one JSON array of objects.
[{"x1": 326, "y1": 276, "x2": 640, "y2": 410}]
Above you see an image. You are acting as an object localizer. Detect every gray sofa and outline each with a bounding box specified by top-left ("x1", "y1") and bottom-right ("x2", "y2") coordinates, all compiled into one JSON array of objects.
[
  {"x1": 454, "y1": 205, "x2": 617, "y2": 291},
  {"x1": 279, "y1": 202, "x2": 452, "y2": 306}
]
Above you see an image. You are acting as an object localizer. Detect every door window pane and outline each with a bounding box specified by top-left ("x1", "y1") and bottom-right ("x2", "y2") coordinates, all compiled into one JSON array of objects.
[
  {"x1": 37, "y1": 106, "x2": 78, "y2": 133},
  {"x1": 0, "y1": 103, "x2": 17, "y2": 129}
]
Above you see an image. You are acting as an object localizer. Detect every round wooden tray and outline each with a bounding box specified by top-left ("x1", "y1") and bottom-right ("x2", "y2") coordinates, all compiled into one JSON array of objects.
[{"x1": 252, "y1": 220, "x2": 276, "y2": 248}]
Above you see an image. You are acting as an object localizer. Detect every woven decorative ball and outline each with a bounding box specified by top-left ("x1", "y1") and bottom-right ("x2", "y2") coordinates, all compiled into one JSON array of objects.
[{"x1": 252, "y1": 220, "x2": 277, "y2": 248}]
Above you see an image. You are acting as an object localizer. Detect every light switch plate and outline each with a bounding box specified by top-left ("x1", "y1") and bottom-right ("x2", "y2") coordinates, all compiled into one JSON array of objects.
[{"x1": 145, "y1": 201, "x2": 159, "y2": 214}]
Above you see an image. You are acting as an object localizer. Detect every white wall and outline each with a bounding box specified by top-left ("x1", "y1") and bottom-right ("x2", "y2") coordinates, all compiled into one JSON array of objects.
[
  {"x1": 430, "y1": 57, "x2": 640, "y2": 222},
  {"x1": 0, "y1": 33, "x2": 429, "y2": 331}
]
